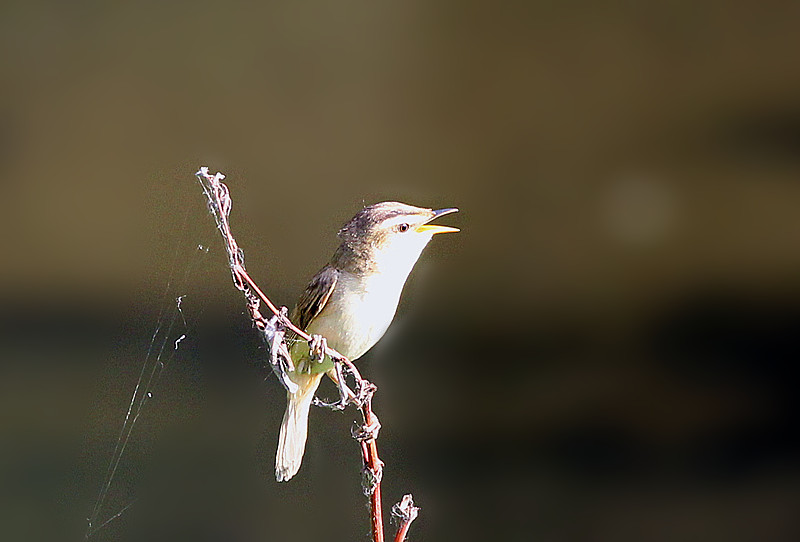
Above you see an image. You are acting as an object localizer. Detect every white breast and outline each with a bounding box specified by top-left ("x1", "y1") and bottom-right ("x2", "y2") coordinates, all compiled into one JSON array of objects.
[
  {"x1": 306, "y1": 230, "x2": 434, "y2": 362},
  {"x1": 306, "y1": 270, "x2": 406, "y2": 361}
]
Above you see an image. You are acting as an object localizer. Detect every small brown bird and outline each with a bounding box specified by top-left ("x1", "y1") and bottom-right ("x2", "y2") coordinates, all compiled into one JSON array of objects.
[{"x1": 276, "y1": 202, "x2": 459, "y2": 481}]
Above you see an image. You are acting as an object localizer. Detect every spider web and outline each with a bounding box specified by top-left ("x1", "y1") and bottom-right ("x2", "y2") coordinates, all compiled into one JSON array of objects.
[{"x1": 84, "y1": 203, "x2": 216, "y2": 539}]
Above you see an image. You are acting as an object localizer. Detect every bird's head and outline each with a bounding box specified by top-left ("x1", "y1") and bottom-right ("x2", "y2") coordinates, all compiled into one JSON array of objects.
[{"x1": 334, "y1": 202, "x2": 459, "y2": 276}]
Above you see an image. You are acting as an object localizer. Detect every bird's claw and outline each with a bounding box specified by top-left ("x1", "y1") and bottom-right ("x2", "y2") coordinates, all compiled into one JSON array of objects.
[
  {"x1": 311, "y1": 357, "x2": 358, "y2": 411},
  {"x1": 309, "y1": 334, "x2": 327, "y2": 363}
]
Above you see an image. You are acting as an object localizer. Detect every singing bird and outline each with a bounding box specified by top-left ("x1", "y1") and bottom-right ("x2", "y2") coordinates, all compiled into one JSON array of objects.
[{"x1": 275, "y1": 202, "x2": 459, "y2": 481}]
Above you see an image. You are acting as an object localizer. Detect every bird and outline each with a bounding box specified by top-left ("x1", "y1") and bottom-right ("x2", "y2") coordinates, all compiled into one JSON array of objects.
[{"x1": 275, "y1": 201, "x2": 459, "y2": 482}]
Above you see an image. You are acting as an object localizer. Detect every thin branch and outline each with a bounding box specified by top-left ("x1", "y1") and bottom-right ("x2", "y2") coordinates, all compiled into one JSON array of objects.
[
  {"x1": 194, "y1": 167, "x2": 419, "y2": 542},
  {"x1": 353, "y1": 387, "x2": 384, "y2": 542},
  {"x1": 392, "y1": 495, "x2": 420, "y2": 542}
]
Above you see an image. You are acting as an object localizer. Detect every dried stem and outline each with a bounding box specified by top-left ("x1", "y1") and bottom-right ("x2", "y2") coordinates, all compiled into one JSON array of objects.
[
  {"x1": 391, "y1": 495, "x2": 420, "y2": 542},
  {"x1": 353, "y1": 384, "x2": 384, "y2": 542},
  {"x1": 195, "y1": 167, "x2": 418, "y2": 542}
]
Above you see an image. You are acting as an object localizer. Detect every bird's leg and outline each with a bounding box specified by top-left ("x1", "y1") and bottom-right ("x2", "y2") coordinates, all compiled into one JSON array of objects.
[
  {"x1": 331, "y1": 359, "x2": 352, "y2": 405},
  {"x1": 307, "y1": 333, "x2": 352, "y2": 410},
  {"x1": 312, "y1": 360, "x2": 356, "y2": 411}
]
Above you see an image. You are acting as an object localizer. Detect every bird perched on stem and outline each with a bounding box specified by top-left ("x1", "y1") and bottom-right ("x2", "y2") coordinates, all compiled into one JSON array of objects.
[{"x1": 276, "y1": 202, "x2": 459, "y2": 482}]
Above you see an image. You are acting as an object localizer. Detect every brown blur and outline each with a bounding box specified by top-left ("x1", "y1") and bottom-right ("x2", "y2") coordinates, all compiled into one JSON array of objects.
[{"x1": 1, "y1": 2, "x2": 799, "y2": 541}]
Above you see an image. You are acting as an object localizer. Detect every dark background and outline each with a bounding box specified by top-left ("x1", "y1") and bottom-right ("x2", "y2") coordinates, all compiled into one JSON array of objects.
[{"x1": 1, "y1": 2, "x2": 799, "y2": 541}]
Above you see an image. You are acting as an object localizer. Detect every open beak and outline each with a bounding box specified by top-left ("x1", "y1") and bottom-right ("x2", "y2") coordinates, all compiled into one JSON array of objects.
[{"x1": 416, "y1": 207, "x2": 460, "y2": 234}]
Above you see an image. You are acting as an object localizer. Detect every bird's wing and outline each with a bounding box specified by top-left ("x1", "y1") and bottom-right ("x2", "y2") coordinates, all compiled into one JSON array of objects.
[{"x1": 291, "y1": 266, "x2": 339, "y2": 331}]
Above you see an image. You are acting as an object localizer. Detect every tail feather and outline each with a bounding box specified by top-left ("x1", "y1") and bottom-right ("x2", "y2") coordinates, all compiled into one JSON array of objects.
[{"x1": 275, "y1": 372, "x2": 324, "y2": 482}]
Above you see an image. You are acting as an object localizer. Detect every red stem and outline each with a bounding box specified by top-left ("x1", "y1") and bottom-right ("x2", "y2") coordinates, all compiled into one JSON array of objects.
[
  {"x1": 361, "y1": 396, "x2": 384, "y2": 542},
  {"x1": 393, "y1": 521, "x2": 412, "y2": 542}
]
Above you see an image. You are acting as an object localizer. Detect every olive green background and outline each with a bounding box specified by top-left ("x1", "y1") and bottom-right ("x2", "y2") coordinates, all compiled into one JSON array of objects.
[{"x1": 1, "y1": 2, "x2": 799, "y2": 541}]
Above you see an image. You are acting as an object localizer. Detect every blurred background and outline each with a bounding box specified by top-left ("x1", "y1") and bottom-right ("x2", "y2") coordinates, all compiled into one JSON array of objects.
[{"x1": 1, "y1": 1, "x2": 799, "y2": 541}]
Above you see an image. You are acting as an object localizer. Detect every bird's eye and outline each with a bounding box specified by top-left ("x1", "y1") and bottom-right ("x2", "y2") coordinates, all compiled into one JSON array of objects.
[{"x1": 397, "y1": 223, "x2": 410, "y2": 233}]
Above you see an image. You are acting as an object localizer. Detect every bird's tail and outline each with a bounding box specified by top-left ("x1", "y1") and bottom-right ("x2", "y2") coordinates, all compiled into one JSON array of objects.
[{"x1": 275, "y1": 371, "x2": 324, "y2": 482}]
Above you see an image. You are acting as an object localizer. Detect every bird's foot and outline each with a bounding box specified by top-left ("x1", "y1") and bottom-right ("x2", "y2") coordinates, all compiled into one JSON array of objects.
[
  {"x1": 308, "y1": 334, "x2": 327, "y2": 363},
  {"x1": 312, "y1": 358, "x2": 358, "y2": 411}
]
